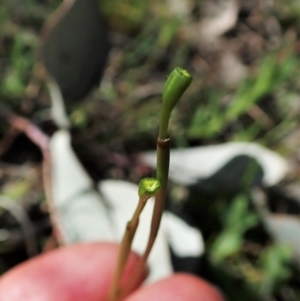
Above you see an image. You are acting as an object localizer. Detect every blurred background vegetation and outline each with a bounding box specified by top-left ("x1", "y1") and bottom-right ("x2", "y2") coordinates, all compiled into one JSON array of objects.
[{"x1": 0, "y1": 0, "x2": 299, "y2": 300}]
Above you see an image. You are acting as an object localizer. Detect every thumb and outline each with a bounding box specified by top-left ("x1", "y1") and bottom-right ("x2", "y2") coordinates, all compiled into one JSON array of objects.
[
  {"x1": 125, "y1": 274, "x2": 225, "y2": 301},
  {"x1": 0, "y1": 243, "x2": 146, "y2": 301}
]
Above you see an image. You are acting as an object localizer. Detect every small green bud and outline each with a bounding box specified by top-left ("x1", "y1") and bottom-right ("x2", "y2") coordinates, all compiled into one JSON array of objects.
[
  {"x1": 159, "y1": 67, "x2": 192, "y2": 139},
  {"x1": 138, "y1": 178, "x2": 161, "y2": 197},
  {"x1": 162, "y1": 67, "x2": 192, "y2": 113}
]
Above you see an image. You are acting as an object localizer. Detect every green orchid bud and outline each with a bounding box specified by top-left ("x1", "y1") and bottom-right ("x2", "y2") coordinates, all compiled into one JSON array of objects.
[
  {"x1": 162, "y1": 67, "x2": 192, "y2": 113},
  {"x1": 138, "y1": 178, "x2": 161, "y2": 198},
  {"x1": 159, "y1": 67, "x2": 192, "y2": 139}
]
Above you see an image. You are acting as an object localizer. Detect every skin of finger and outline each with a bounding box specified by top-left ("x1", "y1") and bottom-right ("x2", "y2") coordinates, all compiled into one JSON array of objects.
[
  {"x1": 124, "y1": 273, "x2": 225, "y2": 301},
  {"x1": 0, "y1": 243, "x2": 146, "y2": 301}
]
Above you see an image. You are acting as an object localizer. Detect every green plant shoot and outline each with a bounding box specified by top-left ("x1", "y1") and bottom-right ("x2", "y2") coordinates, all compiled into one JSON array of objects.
[
  {"x1": 119, "y1": 67, "x2": 192, "y2": 299},
  {"x1": 109, "y1": 178, "x2": 161, "y2": 301},
  {"x1": 159, "y1": 66, "x2": 192, "y2": 139}
]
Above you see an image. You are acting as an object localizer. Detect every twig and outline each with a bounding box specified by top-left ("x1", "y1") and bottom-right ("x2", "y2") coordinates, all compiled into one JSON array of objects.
[{"x1": 0, "y1": 105, "x2": 63, "y2": 245}]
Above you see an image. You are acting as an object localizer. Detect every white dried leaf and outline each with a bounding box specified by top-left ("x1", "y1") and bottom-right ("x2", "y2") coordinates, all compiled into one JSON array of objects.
[
  {"x1": 50, "y1": 131, "x2": 204, "y2": 283},
  {"x1": 140, "y1": 142, "x2": 288, "y2": 186},
  {"x1": 50, "y1": 130, "x2": 114, "y2": 244}
]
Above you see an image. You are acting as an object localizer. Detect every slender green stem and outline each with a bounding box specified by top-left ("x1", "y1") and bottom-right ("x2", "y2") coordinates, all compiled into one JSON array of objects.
[
  {"x1": 119, "y1": 67, "x2": 192, "y2": 299},
  {"x1": 109, "y1": 195, "x2": 149, "y2": 301},
  {"x1": 109, "y1": 178, "x2": 160, "y2": 301},
  {"x1": 118, "y1": 138, "x2": 170, "y2": 299}
]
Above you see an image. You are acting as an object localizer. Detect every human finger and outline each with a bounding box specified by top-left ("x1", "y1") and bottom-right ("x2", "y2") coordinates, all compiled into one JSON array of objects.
[
  {"x1": 124, "y1": 273, "x2": 225, "y2": 301},
  {"x1": 0, "y1": 242, "x2": 146, "y2": 301}
]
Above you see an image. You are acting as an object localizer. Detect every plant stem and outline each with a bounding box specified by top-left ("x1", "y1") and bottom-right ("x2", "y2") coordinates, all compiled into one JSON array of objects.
[
  {"x1": 119, "y1": 67, "x2": 192, "y2": 298},
  {"x1": 109, "y1": 195, "x2": 150, "y2": 301},
  {"x1": 109, "y1": 178, "x2": 160, "y2": 301},
  {"x1": 112, "y1": 67, "x2": 192, "y2": 300},
  {"x1": 118, "y1": 138, "x2": 170, "y2": 299}
]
